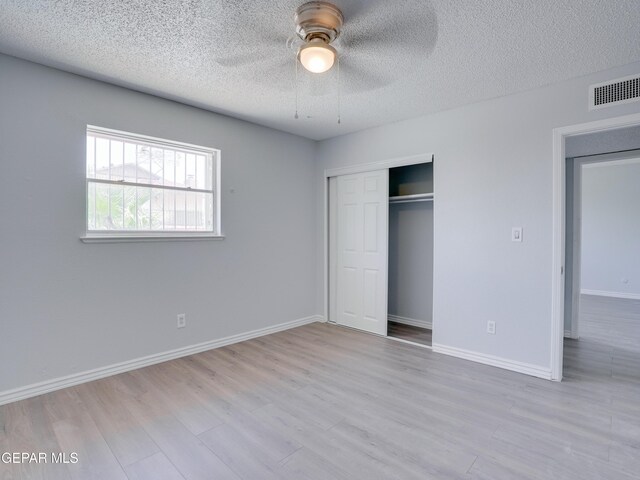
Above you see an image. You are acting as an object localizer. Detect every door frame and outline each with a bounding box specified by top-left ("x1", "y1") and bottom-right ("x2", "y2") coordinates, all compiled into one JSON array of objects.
[
  {"x1": 551, "y1": 112, "x2": 640, "y2": 381},
  {"x1": 323, "y1": 152, "x2": 433, "y2": 326}
]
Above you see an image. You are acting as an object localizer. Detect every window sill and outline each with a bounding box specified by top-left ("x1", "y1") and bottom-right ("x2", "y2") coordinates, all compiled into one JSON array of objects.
[{"x1": 80, "y1": 234, "x2": 225, "y2": 243}]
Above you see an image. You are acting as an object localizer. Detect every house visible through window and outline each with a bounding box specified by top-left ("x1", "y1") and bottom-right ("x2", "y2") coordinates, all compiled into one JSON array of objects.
[{"x1": 85, "y1": 126, "x2": 220, "y2": 238}]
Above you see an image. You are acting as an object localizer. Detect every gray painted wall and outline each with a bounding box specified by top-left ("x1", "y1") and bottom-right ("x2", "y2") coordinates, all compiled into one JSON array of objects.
[
  {"x1": 564, "y1": 157, "x2": 577, "y2": 333},
  {"x1": 316, "y1": 61, "x2": 640, "y2": 371},
  {"x1": 0, "y1": 54, "x2": 317, "y2": 393},
  {"x1": 581, "y1": 160, "x2": 640, "y2": 296},
  {"x1": 388, "y1": 202, "x2": 433, "y2": 324}
]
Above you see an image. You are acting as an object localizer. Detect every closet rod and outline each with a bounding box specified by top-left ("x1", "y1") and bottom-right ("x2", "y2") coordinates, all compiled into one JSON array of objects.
[
  {"x1": 389, "y1": 193, "x2": 434, "y2": 205},
  {"x1": 389, "y1": 198, "x2": 434, "y2": 205}
]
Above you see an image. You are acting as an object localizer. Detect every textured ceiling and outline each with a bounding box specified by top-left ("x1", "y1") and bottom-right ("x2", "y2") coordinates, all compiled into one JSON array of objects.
[{"x1": 1, "y1": 0, "x2": 639, "y2": 140}]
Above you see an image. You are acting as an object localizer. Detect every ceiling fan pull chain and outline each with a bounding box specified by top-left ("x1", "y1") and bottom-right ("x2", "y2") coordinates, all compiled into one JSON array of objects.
[
  {"x1": 337, "y1": 54, "x2": 341, "y2": 125},
  {"x1": 294, "y1": 55, "x2": 299, "y2": 120}
]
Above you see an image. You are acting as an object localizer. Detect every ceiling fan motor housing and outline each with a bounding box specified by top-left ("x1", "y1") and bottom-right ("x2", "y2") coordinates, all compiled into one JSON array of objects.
[{"x1": 295, "y1": 1, "x2": 343, "y2": 44}]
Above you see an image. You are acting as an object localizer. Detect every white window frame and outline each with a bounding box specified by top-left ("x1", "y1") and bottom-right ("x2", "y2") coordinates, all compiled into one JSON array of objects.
[{"x1": 81, "y1": 125, "x2": 223, "y2": 243}]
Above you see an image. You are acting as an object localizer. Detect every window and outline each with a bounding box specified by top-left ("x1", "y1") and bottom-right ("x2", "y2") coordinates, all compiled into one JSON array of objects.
[{"x1": 84, "y1": 126, "x2": 221, "y2": 241}]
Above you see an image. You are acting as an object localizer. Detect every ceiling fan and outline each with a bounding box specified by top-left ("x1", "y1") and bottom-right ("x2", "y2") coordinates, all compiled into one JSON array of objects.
[
  {"x1": 294, "y1": 1, "x2": 343, "y2": 74},
  {"x1": 214, "y1": 1, "x2": 438, "y2": 95}
]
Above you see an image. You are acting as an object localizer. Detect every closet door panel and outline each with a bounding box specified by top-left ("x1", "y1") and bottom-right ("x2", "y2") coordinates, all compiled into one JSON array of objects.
[
  {"x1": 343, "y1": 267, "x2": 358, "y2": 317},
  {"x1": 363, "y1": 203, "x2": 379, "y2": 252},
  {"x1": 363, "y1": 269, "x2": 378, "y2": 321},
  {"x1": 336, "y1": 170, "x2": 388, "y2": 336}
]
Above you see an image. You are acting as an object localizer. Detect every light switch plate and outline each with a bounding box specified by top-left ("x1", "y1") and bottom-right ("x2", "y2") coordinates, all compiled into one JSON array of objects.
[
  {"x1": 487, "y1": 321, "x2": 496, "y2": 335},
  {"x1": 512, "y1": 227, "x2": 523, "y2": 242}
]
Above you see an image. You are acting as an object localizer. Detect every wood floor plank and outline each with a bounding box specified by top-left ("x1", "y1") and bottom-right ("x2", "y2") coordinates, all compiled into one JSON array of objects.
[
  {"x1": 124, "y1": 452, "x2": 185, "y2": 480},
  {"x1": 52, "y1": 411, "x2": 128, "y2": 480},
  {"x1": 127, "y1": 363, "x2": 226, "y2": 436},
  {"x1": 73, "y1": 378, "x2": 160, "y2": 467},
  {"x1": 278, "y1": 447, "x2": 350, "y2": 480},
  {"x1": 122, "y1": 391, "x2": 240, "y2": 480},
  {"x1": 199, "y1": 423, "x2": 284, "y2": 480}
]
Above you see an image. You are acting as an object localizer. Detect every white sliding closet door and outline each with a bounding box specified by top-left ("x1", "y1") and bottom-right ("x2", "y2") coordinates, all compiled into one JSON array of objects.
[{"x1": 336, "y1": 170, "x2": 388, "y2": 335}]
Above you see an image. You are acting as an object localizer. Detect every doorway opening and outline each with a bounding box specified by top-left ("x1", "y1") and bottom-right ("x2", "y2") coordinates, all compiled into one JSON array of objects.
[
  {"x1": 564, "y1": 145, "x2": 640, "y2": 380},
  {"x1": 551, "y1": 113, "x2": 640, "y2": 380},
  {"x1": 387, "y1": 162, "x2": 434, "y2": 347}
]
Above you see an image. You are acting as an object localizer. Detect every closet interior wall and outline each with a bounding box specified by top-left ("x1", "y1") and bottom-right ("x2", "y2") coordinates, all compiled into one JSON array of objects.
[{"x1": 388, "y1": 163, "x2": 434, "y2": 346}]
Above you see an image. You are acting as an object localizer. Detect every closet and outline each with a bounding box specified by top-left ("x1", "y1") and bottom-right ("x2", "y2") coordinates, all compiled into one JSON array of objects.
[
  {"x1": 328, "y1": 157, "x2": 434, "y2": 347},
  {"x1": 387, "y1": 162, "x2": 434, "y2": 346}
]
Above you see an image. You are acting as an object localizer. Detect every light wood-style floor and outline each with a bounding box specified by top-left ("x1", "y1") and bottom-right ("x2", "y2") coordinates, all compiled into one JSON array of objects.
[
  {"x1": 388, "y1": 321, "x2": 432, "y2": 346},
  {"x1": 1, "y1": 296, "x2": 639, "y2": 479}
]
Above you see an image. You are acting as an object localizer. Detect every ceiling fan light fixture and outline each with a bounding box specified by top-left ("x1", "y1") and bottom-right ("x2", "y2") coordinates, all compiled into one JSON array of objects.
[{"x1": 298, "y1": 40, "x2": 336, "y2": 73}]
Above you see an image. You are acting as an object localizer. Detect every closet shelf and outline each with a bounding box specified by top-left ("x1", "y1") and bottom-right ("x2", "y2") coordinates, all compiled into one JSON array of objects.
[{"x1": 389, "y1": 193, "x2": 434, "y2": 204}]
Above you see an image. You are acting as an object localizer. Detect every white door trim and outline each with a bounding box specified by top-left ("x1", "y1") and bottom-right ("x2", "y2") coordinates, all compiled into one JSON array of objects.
[
  {"x1": 551, "y1": 112, "x2": 640, "y2": 381},
  {"x1": 324, "y1": 153, "x2": 433, "y2": 178}
]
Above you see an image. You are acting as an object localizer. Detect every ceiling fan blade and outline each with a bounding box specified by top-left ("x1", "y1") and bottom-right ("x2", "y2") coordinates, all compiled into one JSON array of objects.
[
  {"x1": 338, "y1": 0, "x2": 438, "y2": 58},
  {"x1": 214, "y1": 32, "x2": 300, "y2": 68},
  {"x1": 335, "y1": 0, "x2": 378, "y2": 25},
  {"x1": 219, "y1": 57, "x2": 294, "y2": 92},
  {"x1": 339, "y1": 60, "x2": 392, "y2": 93},
  {"x1": 210, "y1": 8, "x2": 295, "y2": 68}
]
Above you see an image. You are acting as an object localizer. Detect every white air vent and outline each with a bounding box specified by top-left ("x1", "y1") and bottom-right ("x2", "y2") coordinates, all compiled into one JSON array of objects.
[{"x1": 589, "y1": 74, "x2": 640, "y2": 110}]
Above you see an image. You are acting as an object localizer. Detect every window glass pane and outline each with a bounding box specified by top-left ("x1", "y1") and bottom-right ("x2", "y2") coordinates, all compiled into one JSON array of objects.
[
  {"x1": 136, "y1": 186, "x2": 150, "y2": 229},
  {"x1": 109, "y1": 184, "x2": 124, "y2": 229},
  {"x1": 88, "y1": 181, "x2": 96, "y2": 229},
  {"x1": 196, "y1": 155, "x2": 206, "y2": 190},
  {"x1": 110, "y1": 140, "x2": 124, "y2": 181},
  {"x1": 175, "y1": 152, "x2": 186, "y2": 188},
  {"x1": 123, "y1": 185, "x2": 137, "y2": 230},
  {"x1": 136, "y1": 145, "x2": 151, "y2": 183},
  {"x1": 206, "y1": 155, "x2": 214, "y2": 190},
  {"x1": 186, "y1": 191, "x2": 196, "y2": 230},
  {"x1": 94, "y1": 183, "x2": 110, "y2": 229},
  {"x1": 205, "y1": 192, "x2": 214, "y2": 230},
  {"x1": 88, "y1": 181, "x2": 215, "y2": 232},
  {"x1": 164, "y1": 150, "x2": 175, "y2": 187},
  {"x1": 164, "y1": 189, "x2": 176, "y2": 230},
  {"x1": 95, "y1": 138, "x2": 109, "y2": 179},
  {"x1": 194, "y1": 191, "x2": 212, "y2": 230},
  {"x1": 186, "y1": 153, "x2": 196, "y2": 188},
  {"x1": 123, "y1": 143, "x2": 137, "y2": 182},
  {"x1": 150, "y1": 188, "x2": 164, "y2": 230},
  {"x1": 150, "y1": 147, "x2": 164, "y2": 185},
  {"x1": 174, "y1": 190, "x2": 186, "y2": 230},
  {"x1": 87, "y1": 136, "x2": 95, "y2": 178}
]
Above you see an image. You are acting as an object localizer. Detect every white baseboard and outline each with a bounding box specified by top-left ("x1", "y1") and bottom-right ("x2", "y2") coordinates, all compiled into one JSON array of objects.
[
  {"x1": 581, "y1": 289, "x2": 640, "y2": 300},
  {"x1": 388, "y1": 314, "x2": 432, "y2": 330},
  {"x1": 432, "y1": 343, "x2": 552, "y2": 380},
  {"x1": 0, "y1": 315, "x2": 323, "y2": 406}
]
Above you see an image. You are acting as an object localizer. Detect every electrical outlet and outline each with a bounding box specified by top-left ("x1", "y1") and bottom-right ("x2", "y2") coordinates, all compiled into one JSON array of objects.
[
  {"x1": 177, "y1": 313, "x2": 186, "y2": 329},
  {"x1": 487, "y1": 321, "x2": 496, "y2": 335}
]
